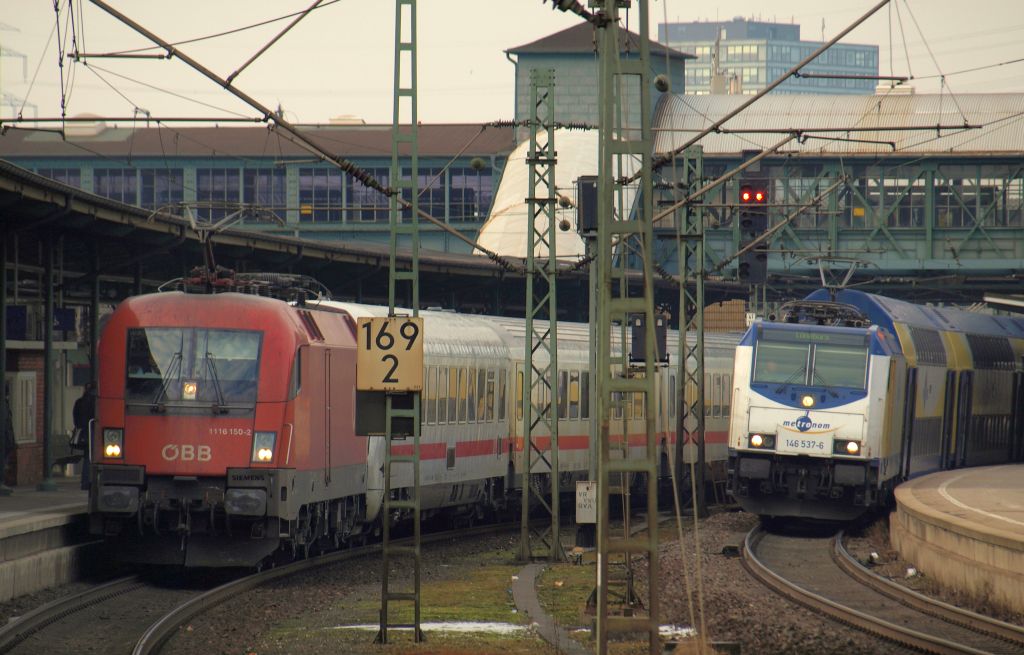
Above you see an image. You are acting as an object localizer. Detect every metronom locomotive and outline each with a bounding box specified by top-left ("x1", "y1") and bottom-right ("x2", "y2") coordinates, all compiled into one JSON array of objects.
[
  {"x1": 728, "y1": 289, "x2": 1024, "y2": 521},
  {"x1": 88, "y1": 280, "x2": 737, "y2": 567}
]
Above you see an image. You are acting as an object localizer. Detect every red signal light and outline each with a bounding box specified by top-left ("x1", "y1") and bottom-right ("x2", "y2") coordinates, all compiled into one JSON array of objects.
[{"x1": 740, "y1": 184, "x2": 767, "y2": 204}]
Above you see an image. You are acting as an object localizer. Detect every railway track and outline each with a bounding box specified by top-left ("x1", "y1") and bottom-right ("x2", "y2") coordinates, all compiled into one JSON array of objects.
[
  {"x1": 742, "y1": 524, "x2": 1024, "y2": 655},
  {"x1": 0, "y1": 522, "x2": 513, "y2": 655}
]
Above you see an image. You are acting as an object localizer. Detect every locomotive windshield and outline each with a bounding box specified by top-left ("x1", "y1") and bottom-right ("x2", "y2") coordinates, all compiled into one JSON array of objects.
[
  {"x1": 752, "y1": 327, "x2": 868, "y2": 389},
  {"x1": 125, "y1": 328, "x2": 262, "y2": 409}
]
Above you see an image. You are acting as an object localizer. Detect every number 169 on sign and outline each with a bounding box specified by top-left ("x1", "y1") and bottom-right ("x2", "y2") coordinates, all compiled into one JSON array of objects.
[{"x1": 356, "y1": 317, "x2": 424, "y2": 391}]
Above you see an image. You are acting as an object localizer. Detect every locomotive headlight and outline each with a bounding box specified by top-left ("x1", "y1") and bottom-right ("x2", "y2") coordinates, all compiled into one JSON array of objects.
[
  {"x1": 748, "y1": 433, "x2": 775, "y2": 449},
  {"x1": 833, "y1": 440, "x2": 862, "y2": 455},
  {"x1": 251, "y1": 431, "x2": 276, "y2": 463},
  {"x1": 183, "y1": 380, "x2": 198, "y2": 401},
  {"x1": 800, "y1": 394, "x2": 815, "y2": 408},
  {"x1": 103, "y1": 428, "x2": 124, "y2": 459}
]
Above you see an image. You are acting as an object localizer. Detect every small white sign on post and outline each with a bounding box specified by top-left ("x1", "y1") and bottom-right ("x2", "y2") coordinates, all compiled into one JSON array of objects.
[{"x1": 576, "y1": 481, "x2": 597, "y2": 524}]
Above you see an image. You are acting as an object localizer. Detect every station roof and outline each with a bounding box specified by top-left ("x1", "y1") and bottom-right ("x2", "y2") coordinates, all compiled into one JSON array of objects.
[
  {"x1": 0, "y1": 159, "x2": 734, "y2": 315},
  {"x1": 0, "y1": 158, "x2": 522, "y2": 308},
  {"x1": 653, "y1": 92, "x2": 1024, "y2": 156},
  {"x1": 0, "y1": 122, "x2": 515, "y2": 160},
  {"x1": 507, "y1": 22, "x2": 693, "y2": 59}
]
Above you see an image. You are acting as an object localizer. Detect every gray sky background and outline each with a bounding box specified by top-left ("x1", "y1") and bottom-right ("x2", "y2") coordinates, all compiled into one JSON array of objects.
[{"x1": 1, "y1": 1, "x2": 1022, "y2": 125}]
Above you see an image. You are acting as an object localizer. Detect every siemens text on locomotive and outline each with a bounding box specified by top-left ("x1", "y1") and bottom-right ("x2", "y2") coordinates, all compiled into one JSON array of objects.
[
  {"x1": 728, "y1": 289, "x2": 1024, "y2": 521},
  {"x1": 88, "y1": 288, "x2": 738, "y2": 567}
]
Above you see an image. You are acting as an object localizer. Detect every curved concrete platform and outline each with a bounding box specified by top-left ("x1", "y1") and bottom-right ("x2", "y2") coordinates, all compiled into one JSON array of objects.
[
  {"x1": 891, "y1": 464, "x2": 1024, "y2": 615},
  {"x1": 0, "y1": 478, "x2": 90, "y2": 602}
]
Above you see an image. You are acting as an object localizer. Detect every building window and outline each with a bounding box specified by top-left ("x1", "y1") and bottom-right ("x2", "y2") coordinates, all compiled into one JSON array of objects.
[
  {"x1": 298, "y1": 167, "x2": 343, "y2": 223},
  {"x1": 36, "y1": 168, "x2": 81, "y2": 187},
  {"x1": 348, "y1": 167, "x2": 390, "y2": 222},
  {"x1": 196, "y1": 168, "x2": 240, "y2": 220},
  {"x1": 450, "y1": 165, "x2": 494, "y2": 222},
  {"x1": 243, "y1": 168, "x2": 287, "y2": 223},
  {"x1": 94, "y1": 168, "x2": 138, "y2": 204},
  {"x1": 403, "y1": 168, "x2": 445, "y2": 222},
  {"x1": 140, "y1": 168, "x2": 184, "y2": 209}
]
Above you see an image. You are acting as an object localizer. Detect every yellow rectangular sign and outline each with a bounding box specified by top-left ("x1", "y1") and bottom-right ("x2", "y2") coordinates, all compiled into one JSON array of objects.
[{"x1": 356, "y1": 316, "x2": 424, "y2": 391}]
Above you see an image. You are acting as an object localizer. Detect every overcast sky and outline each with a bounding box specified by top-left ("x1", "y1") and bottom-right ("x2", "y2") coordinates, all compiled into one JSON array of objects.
[{"x1": 1, "y1": 1, "x2": 1022, "y2": 125}]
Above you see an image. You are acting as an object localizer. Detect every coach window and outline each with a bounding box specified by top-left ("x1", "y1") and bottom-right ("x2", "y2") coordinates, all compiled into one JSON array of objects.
[
  {"x1": 448, "y1": 367, "x2": 458, "y2": 423},
  {"x1": 712, "y1": 374, "x2": 722, "y2": 418},
  {"x1": 516, "y1": 370, "x2": 524, "y2": 421},
  {"x1": 558, "y1": 371, "x2": 569, "y2": 419},
  {"x1": 437, "y1": 367, "x2": 448, "y2": 424},
  {"x1": 476, "y1": 368, "x2": 485, "y2": 421},
  {"x1": 705, "y1": 374, "x2": 713, "y2": 416},
  {"x1": 485, "y1": 370, "x2": 496, "y2": 421},
  {"x1": 425, "y1": 366, "x2": 436, "y2": 424},
  {"x1": 612, "y1": 391, "x2": 623, "y2": 420},
  {"x1": 723, "y1": 374, "x2": 731, "y2": 417},
  {"x1": 569, "y1": 371, "x2": 580, "y2": 419},
  {"x1": 580, "y1": 371, "x2": 590, "y2": 419},
  {"x1": 669, "y1": 375, "x2": 676, "y2": 418},
  {"x1": 458, "y1": 367, "x2": 468, "y2": 423},
  {"x1": 499, "y1": 368, "x2": 508, "y2": 421},
  {"x1": 633, "y1": 391, "x2": 644, "y2": 419},
  {"x1": 467, "y1": 367, "x2": 478, "y2": 422}
]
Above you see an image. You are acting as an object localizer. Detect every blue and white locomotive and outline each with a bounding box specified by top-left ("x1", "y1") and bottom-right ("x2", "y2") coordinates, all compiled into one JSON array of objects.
[{"x1": 728, "y1": 289, "x2": 1024, "y2": 521}]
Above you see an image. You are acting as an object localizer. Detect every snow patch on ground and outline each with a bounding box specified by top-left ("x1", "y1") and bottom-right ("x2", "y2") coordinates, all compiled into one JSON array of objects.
[{"x1": 328, "y1": 621, "x2": 529, "y2": 635}]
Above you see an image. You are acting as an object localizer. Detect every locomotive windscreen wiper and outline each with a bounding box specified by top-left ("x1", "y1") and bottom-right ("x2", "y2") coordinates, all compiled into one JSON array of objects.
[
  {"x1": 204, "y1": 351, "x2": 229, "y2": 414},
  {"x1": 810, "y1": 369, "x2": 841, "y2": 398},
  {"x1": 150, "y1": 351, "x2": 183, "y2": 412},
  {"x1": 773, "y1": 365, "x2": 807, "y2": 393}
]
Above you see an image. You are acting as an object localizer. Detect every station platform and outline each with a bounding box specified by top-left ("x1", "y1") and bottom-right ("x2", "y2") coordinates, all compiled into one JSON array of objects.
[
  {"x1": 0, "y1": 477, "x2": 90, "y2": 602},
  {"x1": 891, "y1": 464, "x2": 1024, "y2": 615}
]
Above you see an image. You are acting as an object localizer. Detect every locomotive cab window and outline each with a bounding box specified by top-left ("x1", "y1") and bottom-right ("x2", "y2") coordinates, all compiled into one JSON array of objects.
[
  {"x1": 753, "y1": 327, "x2": 869, "y2": 389},
  {"x1": 126, "y1": 327, "x2": 261, "y2": 411}
]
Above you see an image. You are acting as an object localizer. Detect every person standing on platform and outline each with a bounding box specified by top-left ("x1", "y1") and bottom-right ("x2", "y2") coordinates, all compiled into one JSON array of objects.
[{"x1": 73, "y1": 382, "x2": 96, "y2": 491}]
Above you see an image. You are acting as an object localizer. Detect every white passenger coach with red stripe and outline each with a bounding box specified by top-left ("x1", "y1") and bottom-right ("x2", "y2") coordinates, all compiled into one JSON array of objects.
[{"x1": 89, "y1": 290, "x2": 736, "y2": 567}]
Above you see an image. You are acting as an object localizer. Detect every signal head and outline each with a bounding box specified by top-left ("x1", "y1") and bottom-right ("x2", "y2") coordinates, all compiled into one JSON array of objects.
[{"x1": 739, "y1": 184, "x2": 767, "y2": 204}]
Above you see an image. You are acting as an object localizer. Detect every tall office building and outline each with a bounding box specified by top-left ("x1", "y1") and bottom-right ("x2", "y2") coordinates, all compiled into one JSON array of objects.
[{"x1": 659, "y1": 17, "x2": 879, "y2": 95}]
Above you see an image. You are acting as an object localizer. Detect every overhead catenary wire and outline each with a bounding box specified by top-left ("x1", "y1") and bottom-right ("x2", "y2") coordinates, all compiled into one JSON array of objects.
[
  {"x1": 901, "y1": 1, "x2": 968, "y2": 124},
  {"x1": 74, "y1": 0, "x2": 344, "y2": 58}
]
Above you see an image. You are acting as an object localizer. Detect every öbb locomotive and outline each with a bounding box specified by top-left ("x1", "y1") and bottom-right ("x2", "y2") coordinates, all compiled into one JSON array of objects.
[
  {"x1": 88, "y1": 288, "x2": 737, "y2": 567},
  {"x1": 728, "y1": 289, "x2": 1024, "y2": 521}
]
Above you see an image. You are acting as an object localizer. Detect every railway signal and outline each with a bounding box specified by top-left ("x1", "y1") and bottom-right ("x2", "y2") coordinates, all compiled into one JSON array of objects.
[{"x1": 738, "y1": 182, "x2": 769, "y2": 284}]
